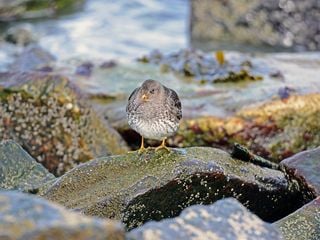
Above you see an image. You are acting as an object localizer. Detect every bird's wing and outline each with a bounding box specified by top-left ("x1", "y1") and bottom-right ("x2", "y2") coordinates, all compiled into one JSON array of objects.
[
  {"x1": 166, "y1": 87, "x2": 182, "y2": 120},
  {"x1": 126, "y1": 87, "x2": 139, "y2": 113}
]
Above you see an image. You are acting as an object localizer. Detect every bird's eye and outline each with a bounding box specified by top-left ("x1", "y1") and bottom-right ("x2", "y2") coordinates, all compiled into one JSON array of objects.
[{"x1": 150, "y1": 89, "x2": 155, "y2": 94}]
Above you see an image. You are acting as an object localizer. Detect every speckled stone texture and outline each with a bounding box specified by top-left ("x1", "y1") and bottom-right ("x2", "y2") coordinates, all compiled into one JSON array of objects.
[
  {"x1": 275, "y1": 196, "x2": 320, "y2": 240},
  {"x1": 280, "y1": 147, "x2": 320, "y2": 196},
  {"x1": 128, "y1": 198, "x2": 282, "y2": 240},
  {"x1": 43, "y1": 147, "x2": 308, "y2": 229},
  {"x1": 0, "y1": 191, "x2": 124, "y2": 240},
  {"x1": 190, "y1": 0, "x2": 320, "y2": 51},
  {"x1": 0, "y1": 71, "x2": 128, "y2": 175},
  {"x1": 0, "y1": 140, "x2": 55, "y2": 194}
]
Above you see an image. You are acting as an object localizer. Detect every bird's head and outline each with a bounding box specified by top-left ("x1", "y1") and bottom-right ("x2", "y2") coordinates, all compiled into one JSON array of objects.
[{"x1": 139, "y1": 79, "x2": 163, "y2": 102}]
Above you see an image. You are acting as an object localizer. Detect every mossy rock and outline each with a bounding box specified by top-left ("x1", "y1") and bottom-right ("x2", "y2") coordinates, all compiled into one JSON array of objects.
[
  {"x1": 0, "y1": 0, "x2": 84, "y2": 21},
  {"x1": 275, "y1": 196, "x2": 320, "y2": 240},
  {"x1": 0, "y1": 140, "x2": 55, "y2": 194},
  {"x1": 0, "y1": 72, "x2": 128, "y2": 176},
  {"x1": 0, "y1": 191, "x2": 124, "y2": 240},
  {"x1": 43, "y1": 147, "x2": 308, "y2": 229},
  {"x1": 128, "y1": 198, "x2": 282, "y2": 240}
]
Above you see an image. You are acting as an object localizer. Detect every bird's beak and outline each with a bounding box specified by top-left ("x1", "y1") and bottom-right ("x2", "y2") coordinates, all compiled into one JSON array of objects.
[{"x1": 141, "y1": 94, "x2": 148, "y2": 101}]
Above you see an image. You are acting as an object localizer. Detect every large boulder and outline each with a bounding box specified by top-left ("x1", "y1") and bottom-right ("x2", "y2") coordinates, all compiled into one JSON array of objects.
[
  {"x1": 43, "y1": 147, "x2": 309, "y2": 229},
  {"x1": 190, "y1": 0, "x2": 320, "y2": 51},
  {"x1": 0, "y1": 140, "x2": 55, "y2": 194},
  {"x1": 128, "y1": 198, "x2": 282, "y2": 240},
  {"x1": 0, "y1": 191, "x2": 124, "y2": 240},
  {"x1": 275, "y1": 196, "x2": 320, "y2": 240},
  {"x1": 0, "y1": 71, "x2": 128, "y2": 175}
]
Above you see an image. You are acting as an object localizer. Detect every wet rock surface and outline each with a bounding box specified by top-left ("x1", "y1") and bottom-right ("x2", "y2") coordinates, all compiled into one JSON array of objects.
[
  {"x1": 0, "y1": 71, "x2": 128, "y2": 176},
  {"x1": 43, "y1": 147, "x2": 308, "y2": 229},
  {"x1": 280, "y1": 147, "x2": 320, "y2": 196},
  {"x1": 275, "y1": 196, "x2": 320, "y2": 240},
  {"x1": 0, "y1": 140, "x2": 55, "y2": 194},
  {"x1": 190, "y1": 0, "x2": 320, "y2": 51},
  {"x1": 128, "y1": 198, "x2": 282, "y2": 240},
  {"x1": 0, "y1": 190, "x2": 125, "y2": 240}
]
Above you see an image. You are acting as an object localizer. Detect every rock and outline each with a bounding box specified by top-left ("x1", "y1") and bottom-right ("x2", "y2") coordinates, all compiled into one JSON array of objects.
[
  {"x1": 0, "y1": 191, "x2": 124, "y2": 240},
  {"x1": 9, "y1": 45, "x2": 56, "y2": 72},
  {"x1": 43, "y1": 147, "x2": 308, "y2": 229},
  {"x1": 0, "y1": 140, "x2": 55, "y2": 194},
  {"x1": 4, "y1": 23, "x2": 37, "y2": 46},
  {"x1": 280, "y1": 147, "x2": 320, "y2": 197},
  {"x1": 137, "y1": 49, "x2": 269, "y2": 84},
  {"x1": 173, "y1": 93, "x2": 320, "y2": 162},
  {"x1": 0, "y1": 71, "x2": 128, "y2": 176},
  {"x1": 0, "y1": 0, "x2": 85, "y2": 21},
  {"x1": 128, "y1": 198, "x2": 282, "y2": 240},
  {"x1": 275, "y1": 196, "x2": 320, "y2": 240},
  {"x1": 190, "y1": 0, "x2": 320, "y2": 51}
]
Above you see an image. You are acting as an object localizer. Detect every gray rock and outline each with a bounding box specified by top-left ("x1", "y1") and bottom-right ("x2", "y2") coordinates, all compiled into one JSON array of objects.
[
  {"x1": 280, "y1": 147, "x2": 320, "y2": 197},
  {"x1": 275, "y1": 196, "x2": 320, "y2": 240},
  {"x1": 0, "y1": 140, "x2": 55, "y2": 194},
  {"x1": 0, "y1": 190, "x2": 124, "y2": 240},
  {"x1": 128, "y1": 198, "x2": 282, "y2": 240},
  {"x1": 190, "y1": 0, "x2": 320, "y2": 51},
  {"x1": 43, "y1": 147, "x2": 307, "y2": 229}
]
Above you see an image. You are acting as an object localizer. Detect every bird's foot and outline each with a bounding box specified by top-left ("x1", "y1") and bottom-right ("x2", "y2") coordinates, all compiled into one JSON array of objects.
[
  {"x1": 155, "y1": 140, "x2": 170, "y2": 152},
  {"x1": 138, "y1": 146, "x2": 147, "y2": 154}
]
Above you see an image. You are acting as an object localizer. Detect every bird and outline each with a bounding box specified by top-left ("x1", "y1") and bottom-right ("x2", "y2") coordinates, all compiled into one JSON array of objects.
[{"x1": 126, "y1": 79, "x2": 182, "y2": 153}]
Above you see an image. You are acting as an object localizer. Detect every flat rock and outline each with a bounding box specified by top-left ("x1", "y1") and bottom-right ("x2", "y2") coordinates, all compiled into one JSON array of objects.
[
  {"x1": 0, "y1": 140, "x2": 55, "y2": 194},
  {"x1": 0, "y1": 191, "x2": 124, "y2": 240},
  {"x1": 280, "y1": 147, "x2": 320, "y2": 196},
  {"x1": 275, "y1": 196, "x2": 320, "y2": 240},
  {"x1": 128, "y1": 198, "x2": 282, "y2": 240},
  {"x1": 0, "y1": 71, "x2": 128, "y2": 176},
  {"x1": 43, "y1": 147, "x2": 307, "y2": 229}
]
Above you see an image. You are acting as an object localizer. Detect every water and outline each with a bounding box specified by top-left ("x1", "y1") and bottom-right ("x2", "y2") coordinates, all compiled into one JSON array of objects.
[{"x1": 24, "y1": 0, "x2": 188, "y2": 61}]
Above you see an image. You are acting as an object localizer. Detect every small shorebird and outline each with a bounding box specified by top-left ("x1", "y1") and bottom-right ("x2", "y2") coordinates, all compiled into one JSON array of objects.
[{"x1": 126, "y1": 79, "x2": 182, "y2": 152}]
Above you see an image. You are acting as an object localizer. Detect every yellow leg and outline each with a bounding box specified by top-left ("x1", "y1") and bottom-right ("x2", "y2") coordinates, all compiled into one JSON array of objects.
[
  {"x1": 155, "y1": 138, "x2": 170, "y2": 152},
  {"x1": 138, "y1": 136, "x2": 146, "y2": 153}
]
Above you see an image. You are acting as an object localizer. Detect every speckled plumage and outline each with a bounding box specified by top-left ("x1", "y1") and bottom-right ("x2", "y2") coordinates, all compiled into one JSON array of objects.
[{"x1": 126, "y1": 80, "x2": 182, "y2": 144}]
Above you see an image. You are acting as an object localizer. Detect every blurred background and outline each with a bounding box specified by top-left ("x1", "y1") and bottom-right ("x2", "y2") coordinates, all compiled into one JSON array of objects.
[{"x1": 1, "y1": 0, "x2": 319, "y2": 67}]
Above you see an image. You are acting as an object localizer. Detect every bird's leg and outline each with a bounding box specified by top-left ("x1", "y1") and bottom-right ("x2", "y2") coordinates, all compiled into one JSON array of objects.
[
  {"x1": 138, "y1": 136, "x2": 146, "y2": 153},
  {"x1": 155, "y1": 138, "x2": 170, "y2": 152}
]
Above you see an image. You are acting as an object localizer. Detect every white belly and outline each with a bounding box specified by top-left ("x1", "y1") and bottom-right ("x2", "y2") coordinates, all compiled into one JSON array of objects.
[{"x1": 129, "y1": 118, "x2": 178, "y2": 140}]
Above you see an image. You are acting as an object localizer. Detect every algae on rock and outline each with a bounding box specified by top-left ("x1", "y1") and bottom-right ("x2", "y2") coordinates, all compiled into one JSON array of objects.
[
  {"x1": 43, "y1": 147, "x2": 308, "y2": 229},
  {"x1": 173, "y1": 94, "x2": 320, "y2": 162}
]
